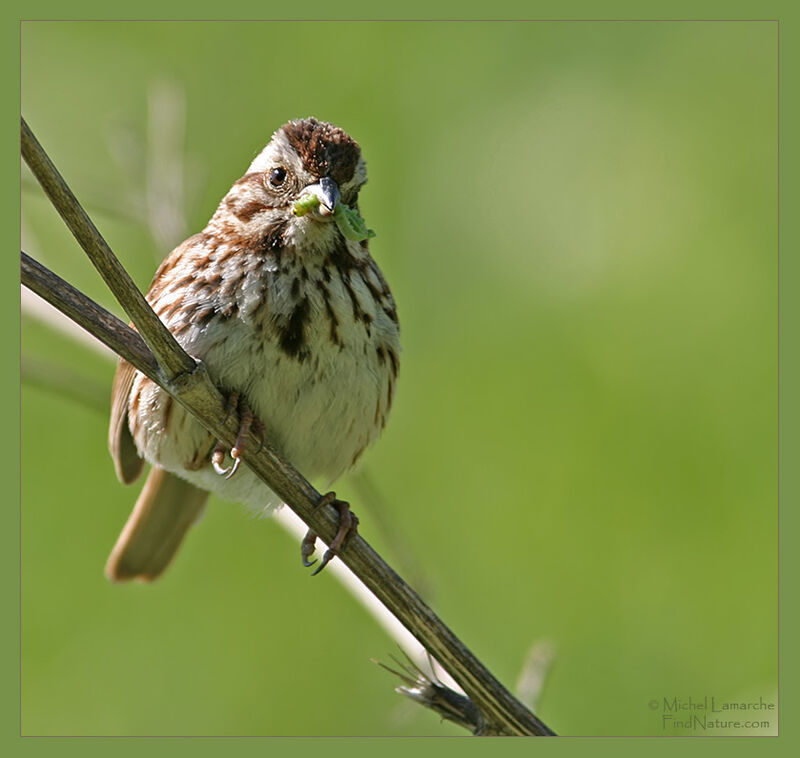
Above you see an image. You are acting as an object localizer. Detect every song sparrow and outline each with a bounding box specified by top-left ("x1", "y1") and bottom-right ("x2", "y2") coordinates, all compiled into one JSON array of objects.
[{"x1": 106, "y1": 118, "x2": 400, "y2": 581}]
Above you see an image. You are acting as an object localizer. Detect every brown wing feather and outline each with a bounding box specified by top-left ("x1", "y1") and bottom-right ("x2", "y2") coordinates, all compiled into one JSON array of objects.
[{"x1": 108, "y1": 357, "x2": 144, "y2": 484}]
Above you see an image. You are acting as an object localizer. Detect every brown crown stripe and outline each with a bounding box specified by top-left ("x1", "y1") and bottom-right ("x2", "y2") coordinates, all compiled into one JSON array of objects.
[{"x1": 281, "y1": 118, "x2": 361, "y2": 186}]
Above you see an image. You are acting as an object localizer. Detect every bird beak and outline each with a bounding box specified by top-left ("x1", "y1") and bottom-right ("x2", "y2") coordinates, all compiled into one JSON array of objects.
[{"x1": 307, "y1": 176, "x2": 340, "y2": 217}]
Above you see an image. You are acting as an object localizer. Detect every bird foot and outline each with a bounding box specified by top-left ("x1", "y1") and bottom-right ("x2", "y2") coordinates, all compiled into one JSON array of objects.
[
  {"x1": 301, "y1": 492, "x2": 359, "y2": 575},
  {"x1": 211, "y1": 394, "x2": 264, "y2": 479}
]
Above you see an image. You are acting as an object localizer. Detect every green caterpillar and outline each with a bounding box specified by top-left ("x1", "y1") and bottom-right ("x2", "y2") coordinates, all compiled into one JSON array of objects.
[
  {"x1": 292, "y1": 193, "x2": 320, "y2": 218},
  {"x1": 292, "y1": 194, "x2": 376, "y2": 242}
]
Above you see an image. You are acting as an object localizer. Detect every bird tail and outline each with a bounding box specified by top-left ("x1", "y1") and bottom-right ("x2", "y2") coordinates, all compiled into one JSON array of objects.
[{"x1": 105, "y1": 466, "x2": 209, "y2": 582}]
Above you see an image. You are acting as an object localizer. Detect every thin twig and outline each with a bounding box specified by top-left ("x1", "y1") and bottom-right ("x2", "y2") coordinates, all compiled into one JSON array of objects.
[{"x1": 20, "y1": 118, "x2": 556, "y2": 737}]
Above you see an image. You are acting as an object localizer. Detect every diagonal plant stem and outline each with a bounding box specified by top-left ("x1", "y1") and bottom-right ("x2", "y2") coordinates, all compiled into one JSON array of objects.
[
  {"x1": 21, "y1": 253, "x2": 158, "y2": 378},
  {"x1": 20, "y1": 117, "x2": 556, "y2": 737},
  {"x1": 21, "y1": 117, "x2": 194, "y2": 381}
]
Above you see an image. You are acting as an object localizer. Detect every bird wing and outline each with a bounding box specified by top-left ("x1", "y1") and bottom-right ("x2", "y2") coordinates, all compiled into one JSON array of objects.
[
  {"x1": 106, "y1": 236, "x2": 204, "y2": 485},
  {"x1": 108, "y1": 357, "x2": 144, "y2": 484}
]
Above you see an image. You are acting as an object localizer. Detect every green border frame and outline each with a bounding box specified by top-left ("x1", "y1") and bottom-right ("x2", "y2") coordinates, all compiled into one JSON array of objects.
[{"x1": 6, "y1": 2, "x2": 796, "y2": 756}]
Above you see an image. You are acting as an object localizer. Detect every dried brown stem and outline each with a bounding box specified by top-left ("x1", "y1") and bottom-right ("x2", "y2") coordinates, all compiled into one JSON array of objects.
[{"x1": 20, "y1": 117, "x2": 555, "y2": 737}]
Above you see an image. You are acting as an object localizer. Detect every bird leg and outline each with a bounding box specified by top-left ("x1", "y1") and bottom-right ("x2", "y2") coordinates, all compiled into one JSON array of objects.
[{"x1": 301, "y1": 491, "x2": 359, "y2": 575}]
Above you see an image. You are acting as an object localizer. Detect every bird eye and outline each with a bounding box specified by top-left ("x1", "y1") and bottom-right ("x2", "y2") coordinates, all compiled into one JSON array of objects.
[{"x1": 268, "y1": 167, "x2": 287, "y2": 187}]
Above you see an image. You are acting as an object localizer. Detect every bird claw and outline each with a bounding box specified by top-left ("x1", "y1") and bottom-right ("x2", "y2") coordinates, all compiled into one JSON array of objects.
[
  {"x1": 300, "y1": 492, "x2": 358, "y2": 575},
  {"x1": 301, "y1": 530, "x2": 318, "y2": 568},
  {"x1": 225, "y1": 454, "x2": 242, "y2": 480},
  {"x1": 311, "y1": 548, "x2": 336, "y2": 576},
  {"x1": 211, "y1": 396, "x2": 264, "y2": 480},
  {"x1": 212, "y1": 444, "x2": 230, "y2": 476}
]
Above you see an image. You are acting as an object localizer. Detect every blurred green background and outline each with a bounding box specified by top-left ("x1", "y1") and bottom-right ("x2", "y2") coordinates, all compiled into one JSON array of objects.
[{"x1": 21, "y1": 21, "x2": 777, "y2": 736}]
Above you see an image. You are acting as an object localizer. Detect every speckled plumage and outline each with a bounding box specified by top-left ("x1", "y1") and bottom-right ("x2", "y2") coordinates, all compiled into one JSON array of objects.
[{"x1": 106, "y1": 119, "x2": 399, "y2": 581}]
